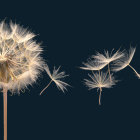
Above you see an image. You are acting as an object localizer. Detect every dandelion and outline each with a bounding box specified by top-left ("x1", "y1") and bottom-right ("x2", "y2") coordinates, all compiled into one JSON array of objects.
[
  {"x1": 84, "y1": 72, "x2": 116, "y2": 105},
  {"x1": 92, "y1": 49, "x2": 124, "y2": 80},
  {"x1": 112, "y1": 47, "x2": 140, "y2": 78},
  {"x1": 0, "y1": 21, "x2": 44, "y2": 140},
  {"x1": 40, "y1": 64, "x2": 69, "y2": 95}
]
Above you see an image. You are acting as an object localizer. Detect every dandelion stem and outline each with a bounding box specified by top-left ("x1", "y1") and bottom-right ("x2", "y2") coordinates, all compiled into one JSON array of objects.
[
  {"x1": 3, "y1": 87, "x2": 7, "y2": 140},
  {"x1": 128, "y1": 64, "x2": 140, "y2": 78},
  {"x1": 40, "y1": 80, "x2": 53, "y2": 95},
  {"x1": 98, "y1": 70, "x2": 100, "y2": 76},
  {"x1": 108, "y1": 63, "x2": 111, "y2": 81},
  {"x1": 99, "y1": 88, "x2": 102, "y2": 105},
  {"x1": 98, "y1": 70, "x2": 101, "y2": 81}
]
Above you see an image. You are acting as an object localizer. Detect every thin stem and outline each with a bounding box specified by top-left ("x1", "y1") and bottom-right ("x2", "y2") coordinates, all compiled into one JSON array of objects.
[
  {"x1": 40, "y1": 80, "x2": 53, "y2": 95},
  {"x1": 128, "y1": 64, "x2": 140, "y2": 78},
  {"x1": 99, "y1": 88, "x2": 102, "y2": 105},
  {"x1": 98, "y1": 70, "x2": 101, "y2": 82},
  {"x1": 3, "y1": 87, "x2": 7, "y2": 140},
  {"x1": 98, "y1": 70, "x2": 100, "y2": 76},
  {"x1": 108, "y1": 63, "x2": 111, "y2": 81}
]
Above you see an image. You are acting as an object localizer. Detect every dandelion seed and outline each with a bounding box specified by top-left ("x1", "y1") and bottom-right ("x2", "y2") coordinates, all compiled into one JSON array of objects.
[
  {"x1": 92, "y1": 49, "x2": 124, "y2": 64},
  {"x1": 84, "y1": 72, "x2": 116, "y2": 105},
  {"x1": 80, "y1": 59, "x2": 107, "y2": 71},
  {"x1": 40, "y1": 64, "x2": 69, "y2": 95},
  {"x1": 112, "y1": 47, "x2": 140, "y2": 78},
  {"x1": 0, "y1": 20, "x2": 44, "y2": 140},
  {"x1": 92, "y1": 49, "x2": 124, "y2": 81}
]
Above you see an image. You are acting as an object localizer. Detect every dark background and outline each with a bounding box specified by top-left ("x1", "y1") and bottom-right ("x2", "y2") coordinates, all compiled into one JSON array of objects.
[{"x1": 0, "y1": 1, "x2": 140, "y2": 140}]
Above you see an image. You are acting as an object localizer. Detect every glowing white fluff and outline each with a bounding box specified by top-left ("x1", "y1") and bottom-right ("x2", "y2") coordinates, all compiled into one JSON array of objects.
[
  {"x1": 92, "y1": 49, "x2": 124, "y2": 64},
  {"x1": 0, "y1": 21, "x2": 44, "y2": 93},
  {"x1": 40, "y1": 64, "x2": 69, "y2": 95},
  {"x1": 84, "y1": 72, "x2": 116, "y2": 105},
  {"x1": 112, "y1": 47, "x2": 140, "y2": 78},
  {"x1": 80, "y1": 59, "x2": 107, "y2": 71}
]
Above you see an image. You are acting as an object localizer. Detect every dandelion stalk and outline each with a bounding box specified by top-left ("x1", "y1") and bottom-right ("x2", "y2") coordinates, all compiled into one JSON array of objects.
[
  {"x1": 99, "y1": 88, "x2": 102, "y2": 105},
  {"x1": 98, "y1": 70, "x2": 100, "y2": 76},
  {"x1": 40, "y1": 80, "x2": 53, "y2": 95},
  {"x1": 98, "y1": 70, "x2": 101, "y2": 81},
  {"x1": 3, "y1": 87, "x2": 7, "y2": 140},
  {"x1": 108, "y1": 63, "x2": 111, "y2": 81},
  {"x1": 128, "y1": 64, "x2": 140, "y2": 78}
]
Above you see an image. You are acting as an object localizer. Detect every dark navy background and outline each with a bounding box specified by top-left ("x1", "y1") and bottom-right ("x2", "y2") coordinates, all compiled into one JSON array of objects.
[{"x1": 0, "y1": 1, "x2": 140, "y2": 140}]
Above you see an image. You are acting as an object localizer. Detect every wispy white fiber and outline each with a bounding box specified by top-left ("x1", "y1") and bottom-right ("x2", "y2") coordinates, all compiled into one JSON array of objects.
[
  {"x1": 112, "y1": 47, "x2": 136, "y2": 71},
  {"x1": 40, "y1": 64, "x2": 69, "y2": 94},
  {"x1": 84, "y1": 71, "x2": 117, "y2": 105},
  {"x1": 84, "y1": 72, "x2": 116, "y2": 90},
  {"x1": 92, "y1": 49, "x2": 124, "y2": 64},
  {"x1": 0, "y1": 21, "x2": 44, "y2": 93},
  {"x1": 80, "y1": 59, "x2": 107, "y2": 71}
]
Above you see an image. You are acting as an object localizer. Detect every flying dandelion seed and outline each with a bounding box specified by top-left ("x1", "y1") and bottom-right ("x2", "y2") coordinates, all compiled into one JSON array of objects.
[
  {"x1": 92, "y1": 49, "x2": 124, "y2": 81},
  {"x1": 112, "y1": 47, "x2": 140, "y2": 78},
  {"x1": 92, "y1": 49, "x2": 124, "y2": 64},
  {"x1": 80, "y1": 59, "x2": 107, "y2": 71},
  {"x1": 40, "y1": 64, "x2": 69, "y2": 95},
  {"x1": 84, "y1": 72, "x2": 116, "y2": 105},
  {"x1": 0, "y1": 21, "x2": 44, "y2": 140}
]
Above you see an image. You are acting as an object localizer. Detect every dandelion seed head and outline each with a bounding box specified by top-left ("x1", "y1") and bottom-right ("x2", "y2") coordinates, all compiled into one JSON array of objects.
[{"x1": 0, "y1": 21, "x2": 44, "y2": 93}]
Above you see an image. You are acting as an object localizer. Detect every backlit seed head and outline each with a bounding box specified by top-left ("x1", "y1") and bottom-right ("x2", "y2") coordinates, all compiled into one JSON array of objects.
[{"x1": 0, "y1": 21, "x2": 44, "y2": 94}]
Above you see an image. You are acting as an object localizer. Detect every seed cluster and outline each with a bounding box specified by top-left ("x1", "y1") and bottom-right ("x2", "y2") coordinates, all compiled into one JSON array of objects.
[
  {"x1": 81, "y1": 47, "x2": 139, "y2": 105},
  {"x1": 0, "y1": 21, "x2": 44, "y2": 93}
]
